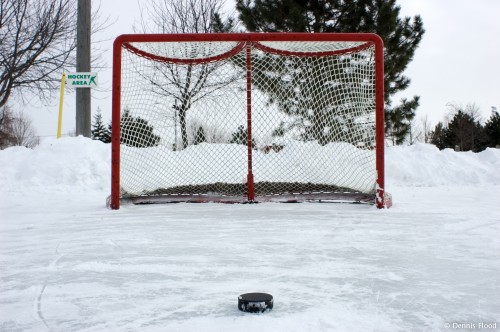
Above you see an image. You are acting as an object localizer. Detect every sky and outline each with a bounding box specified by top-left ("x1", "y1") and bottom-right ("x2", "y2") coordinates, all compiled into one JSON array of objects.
[{"x1": 12, "y1": 0, "x2": 500, "y2": 138}]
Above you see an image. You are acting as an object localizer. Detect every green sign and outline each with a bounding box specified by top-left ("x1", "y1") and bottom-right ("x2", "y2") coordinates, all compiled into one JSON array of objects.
[{"x1": 66, "y1": 72, "x2": 98, "y2": 88}]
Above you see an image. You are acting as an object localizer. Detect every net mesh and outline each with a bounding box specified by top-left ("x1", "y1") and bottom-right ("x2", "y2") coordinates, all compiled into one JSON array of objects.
[{"x1": 117, "y1": 39, "x2": 378, "y2": 202}]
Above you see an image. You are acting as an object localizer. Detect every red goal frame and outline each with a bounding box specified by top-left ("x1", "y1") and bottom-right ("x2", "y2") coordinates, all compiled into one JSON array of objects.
[{"x1": 109, "y1": 33, "x2": 387, "y2": 209}]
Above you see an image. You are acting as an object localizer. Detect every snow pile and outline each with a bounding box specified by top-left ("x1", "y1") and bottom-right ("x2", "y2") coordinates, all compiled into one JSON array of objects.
[
  {"x1": 386, "y1": 143, "x2": 500, "y2": 187},
  {"x1": 121, "y1": 141, "x2": 376, "y2": 194},
  {"x1": 0, "y1": 138, "x2": 499, "y2": 195},
  {"x1": 0, "y1": 136, "x2": 110, "y2": 194}
]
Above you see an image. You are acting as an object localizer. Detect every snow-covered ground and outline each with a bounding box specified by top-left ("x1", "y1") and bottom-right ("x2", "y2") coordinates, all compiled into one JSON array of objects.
[{"x1": 1, "y1": 137, "x2": 499, "y2": 332}]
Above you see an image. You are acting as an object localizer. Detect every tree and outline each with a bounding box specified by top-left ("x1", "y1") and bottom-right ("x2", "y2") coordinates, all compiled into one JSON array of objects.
[
  {"x1": 193, "y1": 126, "x2": 207, "y2": 145},
  {"x1": 0, "y1": 106, "x2": 15, "y2": 149},
  {"x1": 484, "y1": 110, "x2": 500, "y2": 147},
  {"x1": 10, "y1": 111, "x2": 39, "y2": 148},
  {"x1": 136, "y1": 0, "x2": 237, "y2": 150},
  {"x1": 442, "y1": 110, "x2": 487, "y2": 152},
  {"x1": 444, "y1": 111, "x2": 475, "y2": 151},
  {"x1": 444, "y1": 103, "x2": 488, "y2": 152},
  {"x1": 420, "y1": 114, "x2": 432, "y2": 144},
  {"x1": 236, "y1": 0, "x2": 425, "y2": 144},
  {"x1": 406, "y1": 117, "x2": 422, "y2": 146},
  {"x1": 91, "y1": 108, "x2": 111, "y2": 143},
  {"x1": 230, "y1": 125, "x2": 256, "y2": 149},
  {"x1": 120, "y1": 110, "x2": 160, "y2": 148},
  {"x1": 0, "y1": 0, "x2": 77, "y2": 108},
  {"x1": 0, "y1": 106, "x2": 38, "y2": 149},
  {"x1": 386, "y1": 96, "x2": 419, "y2": 145},
  {"x1": 430, "y1": 122, "x2": 446, "y2": 150}
]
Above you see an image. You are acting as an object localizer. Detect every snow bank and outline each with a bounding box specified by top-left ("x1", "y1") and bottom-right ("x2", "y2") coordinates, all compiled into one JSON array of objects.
[
  {"x1": 386, "y1": 143, "x2": 500, "y2": 187},
  {"x1": 0, "y1": 136, "x2": 110, "y2": 193},
  {"x1": 120, "y1": 141, "x2": 376, "y2": 194},
  {"x1": 0, "y1": 138, "x2": 499, "y2": 195}
]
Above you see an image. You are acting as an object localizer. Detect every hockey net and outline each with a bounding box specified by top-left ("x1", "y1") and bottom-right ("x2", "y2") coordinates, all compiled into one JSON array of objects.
[{"x1": 109, "y1": 33, "x2": 388, "y2": 209}]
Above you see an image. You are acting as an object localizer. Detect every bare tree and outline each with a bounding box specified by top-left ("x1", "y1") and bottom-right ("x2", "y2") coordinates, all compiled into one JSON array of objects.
[
  {"x1": 420, "y1": 114, "x2": 432, "y2": 143},
  {"x1": 446, "y1": 102, "x2": 483, "y2": 124},
  {"x1": 137, "y1": 0, "x2": 235, "y2": 34},
  {"x1": 0, "y1": 0, "x2": 78, "y2": 108},
  {"x1": 0, "y1": 106, "x2": 38, "y2": 148},
  {"x1": 136, "y1": 0, "x2": 238, "y2": 150},
  {"x1": 407, "y1": 117, "x2": 422, "y2": 145},
  {"x1": 10, "y1": 111, "x2": 39, "y2": 148}
]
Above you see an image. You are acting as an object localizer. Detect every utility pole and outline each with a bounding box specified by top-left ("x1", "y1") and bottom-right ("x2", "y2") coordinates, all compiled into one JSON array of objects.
[{"x1": 76, "y1": 0, "x2": 91, "y2": 137}]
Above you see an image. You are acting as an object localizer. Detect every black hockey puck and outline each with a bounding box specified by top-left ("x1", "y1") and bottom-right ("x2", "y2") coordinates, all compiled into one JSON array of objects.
[{"x1": 238, "y1": 292, "x2": 273, "y2": 313}]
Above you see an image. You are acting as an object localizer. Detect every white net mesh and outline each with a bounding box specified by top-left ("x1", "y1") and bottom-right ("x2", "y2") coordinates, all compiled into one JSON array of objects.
[{"x1": 117, "y1": 38, "x2": 378, "y2": 203}]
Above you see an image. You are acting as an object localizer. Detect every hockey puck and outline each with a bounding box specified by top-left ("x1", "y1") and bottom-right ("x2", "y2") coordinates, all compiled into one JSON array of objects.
[{"x1": 238, "y1": 292, "x2": 273, "y2": 313}]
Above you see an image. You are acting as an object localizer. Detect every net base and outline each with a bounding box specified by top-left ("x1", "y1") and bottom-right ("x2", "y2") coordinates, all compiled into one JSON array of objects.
[{"x1": 118, "y1": 182, "x2": 375, "y2": 205}]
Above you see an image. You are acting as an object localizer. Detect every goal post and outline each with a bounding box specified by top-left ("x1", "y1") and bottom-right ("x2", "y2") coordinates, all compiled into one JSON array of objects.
[{"x1": 109, "y1": 33, "x2": 390, "y2": 209}]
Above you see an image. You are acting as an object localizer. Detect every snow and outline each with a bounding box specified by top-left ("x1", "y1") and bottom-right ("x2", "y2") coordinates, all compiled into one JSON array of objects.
[
  {"x1": 1, "y1": 137, "x2": 499, "y2": 331},
  {"x1": 121, "y1": 140, "x2": 376, "y2": 195}
]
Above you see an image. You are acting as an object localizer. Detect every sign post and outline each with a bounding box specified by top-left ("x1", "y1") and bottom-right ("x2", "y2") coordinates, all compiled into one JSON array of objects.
[
  {"x1": 57, "y1": 72, "x2": 67, "y2": 139},
  {"x1": 56, "y1": 72, "x2": 98, "y2": 139}
]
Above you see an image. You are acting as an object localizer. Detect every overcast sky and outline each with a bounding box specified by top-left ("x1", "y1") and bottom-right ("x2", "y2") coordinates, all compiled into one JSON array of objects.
[{"x1": 18, "y1": 0, "x2": 500, "y2": 138}]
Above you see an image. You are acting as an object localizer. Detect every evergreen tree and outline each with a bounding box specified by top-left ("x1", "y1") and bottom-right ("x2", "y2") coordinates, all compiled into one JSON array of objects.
[
  {"x1": 91, "y1": 109, "x2": 111, "y2": 143},
  {"x1": 430, "y1": 122, "x2": 446, "y2": 150},
  {"x1": 236, "y1": 0, "x2": 425, "y2": 144},
  {"x1": 485, "y1": 111, "x2": 500, "y2": 147},
  {"x1": 386, "y1": 97, "x2": 419, "y2": 145},
  {"x1": 230, "y1": 125, "x2": 256, "y2": 148},
  {"x1": 120, "y1": 110, "x2": 160, "y2": 148},
  {"x1": 193, "y1": 126, "x2": 207, "y2": 145},
  {"x1": 443, "y1": 110, "x2": 486, "y2": 152}
]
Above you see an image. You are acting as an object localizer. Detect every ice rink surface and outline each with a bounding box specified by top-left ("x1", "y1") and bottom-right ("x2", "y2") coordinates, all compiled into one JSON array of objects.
[{"x1": 1, "y1": 138, "x2": 499, "y2": 331}]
